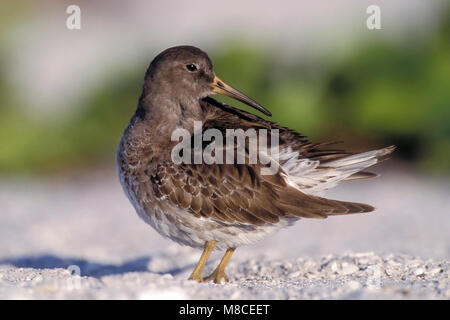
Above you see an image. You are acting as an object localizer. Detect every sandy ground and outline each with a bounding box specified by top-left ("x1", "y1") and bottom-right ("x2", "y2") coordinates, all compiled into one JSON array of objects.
[{"x1": 0, "y1": 167, "x2": 448, "y2": 299}]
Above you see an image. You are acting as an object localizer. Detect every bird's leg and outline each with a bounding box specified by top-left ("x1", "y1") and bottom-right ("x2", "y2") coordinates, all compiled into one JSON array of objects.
[
  {"x1": 204, "y1": 248, "x2": 235, "y2": 284},
  {"x1": 188, "y1": 240, "x2": 216, "y2": 282}
]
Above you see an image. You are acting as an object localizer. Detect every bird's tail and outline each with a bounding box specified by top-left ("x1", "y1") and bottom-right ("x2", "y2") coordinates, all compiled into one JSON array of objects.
[
  {"x1": 329, "y1": 145, "x2": 396, "y2": 182},
  {"x1": 283, "y1": 145, "x2": 395, "y2": 195},
  {"x1": 277, "y1": 145, "x2": 396, "y2": 218}
]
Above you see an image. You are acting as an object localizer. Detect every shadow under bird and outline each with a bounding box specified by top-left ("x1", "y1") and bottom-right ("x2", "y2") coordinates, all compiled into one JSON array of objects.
[{"x1": 116, "y1": 45, "x2": 395, "y2": 284}]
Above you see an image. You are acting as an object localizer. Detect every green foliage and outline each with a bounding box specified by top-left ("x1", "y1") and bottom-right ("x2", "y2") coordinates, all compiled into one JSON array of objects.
[
  {"x1": 0, "y1": 69, "x2": 142, "y2": 174},
  {"x1": 320, "y1": 22, "x2": 450, "y2": 169},
  {"x1": 0, "y1": 9, "x2": 449, "y2": 174}
]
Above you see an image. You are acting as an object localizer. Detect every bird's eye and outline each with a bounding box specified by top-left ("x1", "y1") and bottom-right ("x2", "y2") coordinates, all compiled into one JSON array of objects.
[{"x1": 186, "y1": 64, "x2": 198, "y2": 72}]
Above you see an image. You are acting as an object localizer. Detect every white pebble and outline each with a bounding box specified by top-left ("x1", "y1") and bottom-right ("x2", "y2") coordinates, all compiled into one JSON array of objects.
[
  {"x1": 414, "y1": 268, "x2": 425, "y2": 276},
  {"x1": 355, "y1": 252, "x2": 374, "y2": 258},
  {"x1": 331, "y1": 262, "x2": 339, "y2": 273},
  {"x1": 429, "y1": 268, "x2": 442, "y2": 275},
  {"x1": 342, "y1": 263, "x2": 359, "y2": 275},
  {"x1": 289, "y1": 271, "x2": 302, "y2": 278}
]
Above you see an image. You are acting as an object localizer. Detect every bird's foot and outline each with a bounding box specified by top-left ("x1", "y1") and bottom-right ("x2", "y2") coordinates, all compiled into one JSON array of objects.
[
  {"x1": 204, "y1": 269, "x2": 229, "y2": 284},
  {"x1": 188, "y1": 272, "x2": 204, "y2": 283}
]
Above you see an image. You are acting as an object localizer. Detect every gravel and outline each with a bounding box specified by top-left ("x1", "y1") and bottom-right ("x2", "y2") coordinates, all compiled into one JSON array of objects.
[
  {"x1": 0, "y1": 252, "x2": 447, "y2": 299},
  {"x1": 0, "y1": 167, "x2": 448, "y2": 299}
]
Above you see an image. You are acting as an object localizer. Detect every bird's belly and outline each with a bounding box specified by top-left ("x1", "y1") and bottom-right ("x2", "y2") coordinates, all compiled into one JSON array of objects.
[
  {"x1": 119, "y1": 171, "x2": 296, "y2": 250},
  {"x1": 136, "y1": 201, "x2": 296, "y2": 250}
]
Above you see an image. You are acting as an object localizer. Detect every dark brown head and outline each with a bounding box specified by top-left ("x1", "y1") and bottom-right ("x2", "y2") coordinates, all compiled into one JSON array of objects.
[{"x1": 140, "y1": 45, "x2": 271, "y2": 117}]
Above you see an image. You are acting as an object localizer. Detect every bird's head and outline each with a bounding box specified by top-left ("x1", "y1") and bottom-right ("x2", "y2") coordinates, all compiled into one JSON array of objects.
[{"x1": 142, "y1": 45, "x2": 271, "y2": 116}]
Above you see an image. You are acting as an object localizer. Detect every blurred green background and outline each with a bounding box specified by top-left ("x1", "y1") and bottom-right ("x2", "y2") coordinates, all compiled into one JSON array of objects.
[{"x1": 0, "y1": 1, "x2": 449, "y2": 176}]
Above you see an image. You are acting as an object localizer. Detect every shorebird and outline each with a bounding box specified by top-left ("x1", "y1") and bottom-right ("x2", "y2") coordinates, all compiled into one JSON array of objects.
[{"x1": 116, "y1": 45, "x2": 394, "y2": 284}]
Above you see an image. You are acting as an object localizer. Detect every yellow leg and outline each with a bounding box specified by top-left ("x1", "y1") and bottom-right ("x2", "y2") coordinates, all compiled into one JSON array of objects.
[
  {"x1": 204, "y1": 248, "x2": 235, "y2": 284},
  {"x1": 188, "y1": 240, "x2": 216, "y2": 282}
]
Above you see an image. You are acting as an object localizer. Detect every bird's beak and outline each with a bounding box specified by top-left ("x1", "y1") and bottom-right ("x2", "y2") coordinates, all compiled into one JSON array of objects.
[{"x1": 211, "y1": 76, "x2": 272, "y2": 116}]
